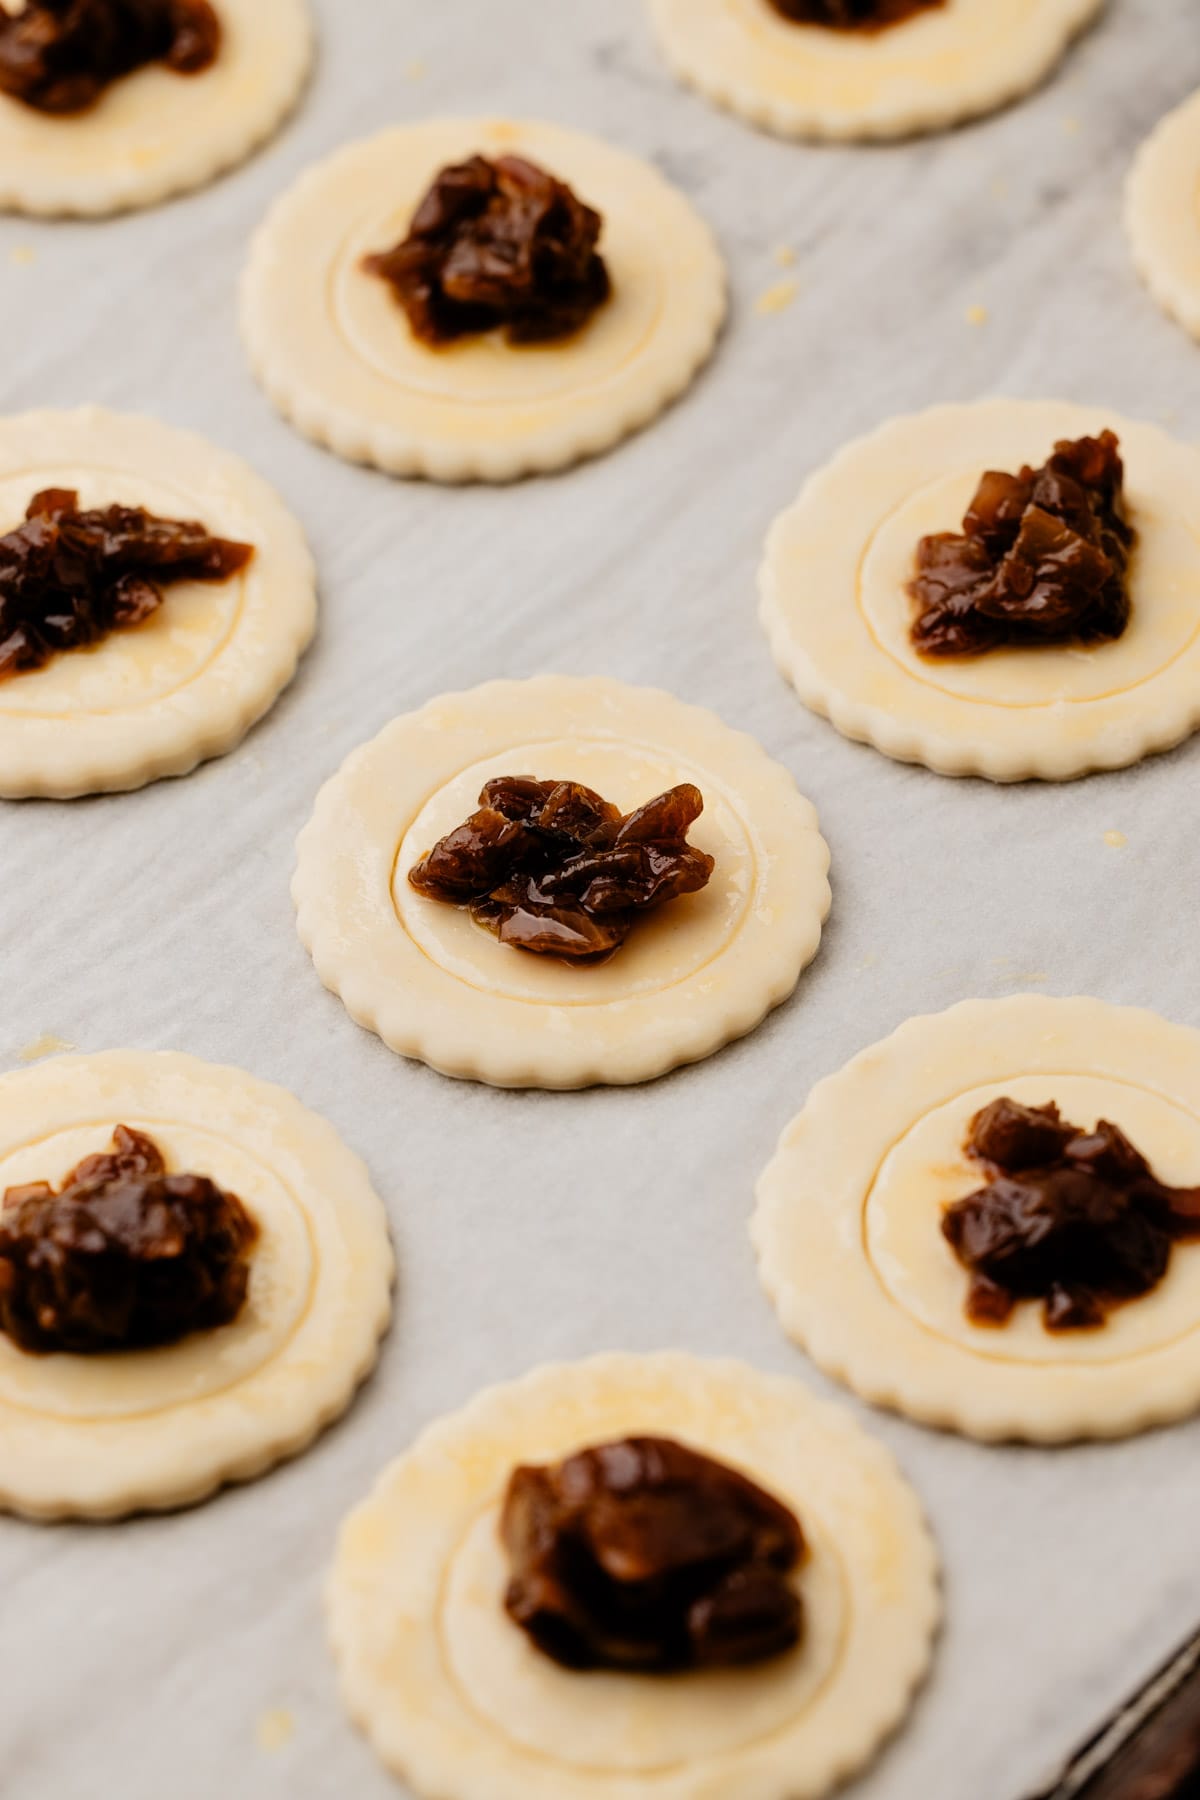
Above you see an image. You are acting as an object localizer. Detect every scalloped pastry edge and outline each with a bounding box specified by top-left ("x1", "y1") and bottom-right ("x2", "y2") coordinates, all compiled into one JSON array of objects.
[
  {"x1": 327, "y1": 1350, "x2": 940, "y2": 1800},
  {"x1": 753, "y1": 995, "x2": 1200, "y2": 1443},
  {"x1": 0, "y1": 1050, "x2": 394, "y2": 1519},
  {"x1": 293, "y1": 676, "x2": 831, "y2": 1089},
  {"x1": 647, "y1": 0, "x2": 1106, "y2": 144}
]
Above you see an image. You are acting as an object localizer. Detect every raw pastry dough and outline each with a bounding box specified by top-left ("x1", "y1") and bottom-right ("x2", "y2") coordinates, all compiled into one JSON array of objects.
[
  {"x1": 293, "y1": 676, "x2": 830, "y2": 1089},
  {"x1": 0, "y1": 407, "x2": 315, "y2": 798},
  {"x1": 754, "y1": 995, "x2": 1200, "y2": 1442},
  {"x1": 648, "y1": 0, "x2": 1104, "y2": 142},
  {"x1": 761, "y1": 399, "x2": 1200, "y2": 781},
  {"x1": 327, "y1": 1351, "x2": 939, "y2": 1800},
  {"x1": 1126, "y1": 87, "x2": 1200, "y2": 343},
  {"x1": 0, "y1": 1050, "x2": 394, "y2": 1519},
  {"x1": 0, "y1": 0, "x2": 312, "y2": 217},
  {"x1": 240, "y1": 118, "x2": 727, "y2": 482}
]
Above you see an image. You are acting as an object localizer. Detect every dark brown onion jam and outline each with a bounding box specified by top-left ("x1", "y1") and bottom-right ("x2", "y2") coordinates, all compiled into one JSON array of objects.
[
  {"x1": 0, "y1": 486, "x2": 252, "y2": 680},
  {"x1": 363, "y1": 154, "x2": 611, "y2": 347},
  {"x1": 767, "y1": 0, "x2": 944, "y2": 29},
  {"x1": 502, "y1": 1436, "x2": 805, "y2": 1672},
  {"x1": 909, "y1": 432, "x2": 1135, "y2": 659},
  {"x1": 408, "y1": 777, "x2": 715, "y2": 965},
  {"x1": 0, "y1": 1126, "x2": 258, "y2": 1354},
  {"x1": 0, "y1": 0, "x2": 220, "y2": 116},
  {"x1": 942, "y1": 1098, "x2": 1200, "y2": 1331}
]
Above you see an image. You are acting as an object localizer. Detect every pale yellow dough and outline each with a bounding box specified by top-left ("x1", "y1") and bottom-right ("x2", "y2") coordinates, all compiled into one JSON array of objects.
[
  {"x1": 0, "y1": 408, "x2": 315, "y2": 798},
  {"x1": 327, "y1": 1352, "x2": 939, "y2": 1800},
  {"x1": 240, "y1": 118, "x2": 727, "y2": 482},
  {"x1": 0, "y1": 0, "x2": 312, "y2": 217},
  {"x1": 293, "y1": 676, "x2": 830, "y2": 1089},
  {"x1": 761, "y1": 399, "x2": 1200, "y2": 782},
  {"x1": 0, "y1": 1051, "x2": 394, "y2": 1520},
  {"x1": 1127, "y1": 88, "x2": 1200, "y2": 343},
  {"x1": 754, "y1": 996, "x2": 1200, "y2": 1442},
  {"x1": 648, "y1": 0, "x2": 1103, "y2": 142}
]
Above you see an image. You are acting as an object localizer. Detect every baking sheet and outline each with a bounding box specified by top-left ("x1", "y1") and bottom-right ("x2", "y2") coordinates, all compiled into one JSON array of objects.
[{"x1": 2, "y1": 3, "x2": 1199, "y2": 1795}]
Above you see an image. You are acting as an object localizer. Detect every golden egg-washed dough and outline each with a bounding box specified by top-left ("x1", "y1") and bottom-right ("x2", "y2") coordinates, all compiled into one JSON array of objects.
[
  {"x1": 649, "y1": 0, "x2": 1104, "y2": 141},
  {"x1": 328, "y1": 1352, "x2": 939, "y2": 1800}
]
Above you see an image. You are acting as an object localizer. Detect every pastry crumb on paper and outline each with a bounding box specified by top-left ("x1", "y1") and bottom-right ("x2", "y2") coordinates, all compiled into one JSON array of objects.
[
  {"x1": 18, "y1": 1034, "x2": 76, "y2": 1064},
  {"x1": 256, "y1": 1708, "x2": 296, "y2": 1753},
  {"x1": 756, "y1": 278, "x2": 800, "y2": 316}
]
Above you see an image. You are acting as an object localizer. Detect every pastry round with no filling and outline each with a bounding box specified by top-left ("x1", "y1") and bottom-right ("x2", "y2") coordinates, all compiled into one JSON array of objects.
[
  {"x1": 0, "y1": 0, "x2": 312, "y2": 217},
  {"x1": 292, "y1": 676, "x2": 831, "y2": 1089},
  {"x1": 760, "y1": 399, "x2": 1200, "y2": 782},
  {"x1": 327, "y1": 1352, "x2": 939, "y2": 1800},
  {"x1": 240, "y1": 118, "x2": 727, "y2": 482},
  {"x1": 0, "y1": 1050, "x2": 394, "y2": 1519},
  {"x1": 754, "y1": 996, "x2": 1200, "y2": 1441},
  {"x1": 1127, "y1": 88, "x2": 1200, "y2": 344},
  {"x1": 0, "y1": 407, "x2": 315, "y2": 798},
  {"x1": 648, "y1": 0, "x2": 1104, "y2": 142}
]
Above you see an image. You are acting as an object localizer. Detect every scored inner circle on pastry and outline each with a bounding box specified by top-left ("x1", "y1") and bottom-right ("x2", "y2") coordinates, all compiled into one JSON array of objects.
[
  {"x1": 327, "y1": 1351, "x2": 940, "y2": 1800},
  {"x1": 0, "y1": 1050, "x2": 394, "y2": 1520},
  {"x1": 753, "y1": 995, "x2": 1200, "y2": 1442},
  {"x1": 760, "y1": 399, "x2": 1200, "y2": 782},
  {"x1": 647, "y1": 0, "x2": 1104, "y2": 143},
  {"x1": 292, "y1": 676, "x2": 831, "y2": 1089},
  {"x1": 1126, "y1": 87, "x2": 1200, "y2": 344},
  {"x1": 0, "y1": 0, "x2": 312, "y2": 217},
  {"x1": 240, "y1": 117, "x2": 727, "y2": 482},
  {"x1": 0, "y1": 407, "x2": 316, "y2": 798}
]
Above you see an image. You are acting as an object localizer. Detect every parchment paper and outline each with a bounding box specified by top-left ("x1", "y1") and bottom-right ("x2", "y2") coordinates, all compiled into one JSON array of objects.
[{"x1": 1, "y1": 3, "x2": 1198, "y2": 1795}]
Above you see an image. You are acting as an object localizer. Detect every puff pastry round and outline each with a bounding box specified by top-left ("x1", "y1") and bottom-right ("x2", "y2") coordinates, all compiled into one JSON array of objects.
[
  {"x1": 328, "y1": 1351, "x2": 940, "y2": 1800},
  {"x1": 1127, "y1": 87, "x2": 1200, "y2": 343},
  {"x1": 0, "y1": 0, "x2": 312, "y2": 217},
  {"x1": 648, "y1": 0, "x2": 1103, "y2": 142},
  {"x1": 240, "y1": 117, "x2": 727, "y2": 482},
  {"x1": 761, "y1": 398, "x2": 1200, "y2": 781},
  {"x1": 0, "y1": 407, "x2": 315, "y2": 798},
  {"x1": 754, "y1": 995, "x2": 1200, "y2": 1442},
  {"x1": 293, "y1": 676, "x2": 830, "y2": 1089},
  {"x1": 0, "y1": 1050, "x2": 394, "y2": 1520}
]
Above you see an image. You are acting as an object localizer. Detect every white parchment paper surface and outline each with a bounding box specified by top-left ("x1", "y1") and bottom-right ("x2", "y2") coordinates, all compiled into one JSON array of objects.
[{"x1": 1, "y1": 2, "x2": 1198, "y2": 1796}]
